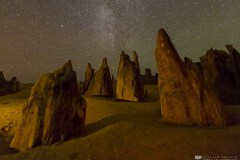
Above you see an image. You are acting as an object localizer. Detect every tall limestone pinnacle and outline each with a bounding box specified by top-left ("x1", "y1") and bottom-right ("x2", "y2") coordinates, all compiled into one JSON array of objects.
[
  {"x1": 116, "y1": 50, "x2": 145, "y2": 102},
  {"x1": 85, "y1": 57, "x2": 113, "y2": 97},
  {"x1": 10, "y1": 60, "x2": 86, "y2": 151},
  {"x1": 155, "y1": 28, "x2": 227, "y2": 126},
  {"x1": 83, "y1": 63, "x2": 95, "y2": 93},
  {"x1": 133, "y1": 50, "x2": 140, "y2": 74},
  {"x1": 102, "y1": 57, "x2": 108, "y2": 68}
]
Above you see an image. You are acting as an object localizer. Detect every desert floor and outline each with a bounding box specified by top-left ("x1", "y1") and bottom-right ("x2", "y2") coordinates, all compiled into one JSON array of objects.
[{"x1": 0, "y1": 84, "x2": 240, "y2": 160}]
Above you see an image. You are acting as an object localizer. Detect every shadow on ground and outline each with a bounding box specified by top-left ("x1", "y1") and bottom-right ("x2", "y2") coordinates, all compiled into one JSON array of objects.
[
  {"x1": 0, "y1": 109, "x2": 160, "y2": 156},
  {"x1": 81, "y1": 109, "x2": 160, "y2": 137}
]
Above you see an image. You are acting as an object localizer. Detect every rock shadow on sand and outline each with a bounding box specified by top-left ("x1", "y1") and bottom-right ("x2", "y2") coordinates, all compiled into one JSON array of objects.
[{"x1": 81, "y1": 110, "x2": 160, "y2": 137}]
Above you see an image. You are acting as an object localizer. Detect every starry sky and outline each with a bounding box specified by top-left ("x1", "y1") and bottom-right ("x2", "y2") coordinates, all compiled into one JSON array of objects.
[{"x1": 0, "y1": 0, "x2": 240, "y2": 83}]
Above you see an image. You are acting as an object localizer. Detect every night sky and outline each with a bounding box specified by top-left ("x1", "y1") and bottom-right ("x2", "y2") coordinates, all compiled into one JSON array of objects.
[{"x1": 0, "y1": 0, "x2": 240, "y2": 83}]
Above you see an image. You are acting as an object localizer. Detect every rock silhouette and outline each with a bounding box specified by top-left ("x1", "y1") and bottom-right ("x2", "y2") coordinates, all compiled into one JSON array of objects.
[
  {"x1": 141, "y1": 68, "x2": 158, "y2": 85},
  {"x1": 85, "y1": 58, "x2": 113, "y2": 97},
  {"x1": 0, "y1": 72, "x2": 20, "y2": 96},
  {"x1": 200, "y1": 46, "x2": 240, "y2": 104},
  {"x1": 155, "y1": 28, "x2": 227, "y2": 126},
  {"x1": 10, "y1": 60, "x2": 86, "y2": 151},
  {"x1": 83, "y1": 63, "x2": 95, "y2": 94},
  {"x1": 116, "y1": 50, "x2": 145, "y2": 102},
  {"x1": 226, "y1": 45, "x2": 240, "y2": 74}
]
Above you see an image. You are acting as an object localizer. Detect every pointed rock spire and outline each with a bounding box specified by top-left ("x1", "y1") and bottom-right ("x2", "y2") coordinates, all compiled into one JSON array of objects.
[
  {"x1": 83, "y1": 63, "x2": 95, "y2": 93},
  {"x1": 85, "y1": 58, "x2": 113, "y2": 97},
  {"x1": 155, "y1": 28, "x2": 227, "y2": 126},
  {"x1": 116, "y1": 51, "x2": 145, "y2": 102}
]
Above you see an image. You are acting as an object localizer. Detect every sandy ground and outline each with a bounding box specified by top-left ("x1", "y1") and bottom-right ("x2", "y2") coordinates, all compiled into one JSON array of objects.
[{"x1": 0, "y1": 85, "x2": 240, "y2": 160}]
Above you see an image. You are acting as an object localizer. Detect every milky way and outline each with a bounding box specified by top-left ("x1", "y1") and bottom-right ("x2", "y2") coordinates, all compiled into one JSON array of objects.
[{"x1": 0, "y1": 0, "x2": 240, "y2": 83}]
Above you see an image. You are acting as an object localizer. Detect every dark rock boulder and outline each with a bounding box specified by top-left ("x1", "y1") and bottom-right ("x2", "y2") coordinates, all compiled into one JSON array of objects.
[
  {"x1": 200, "y1": 47, "x2": 240, "y2": 104},
  {"x1": 155, "y1": 28, "x2": 227, "y2": 126},
  {"x1": 0, "y1": 72, "x2": 20, "y2": 96},
  {"x1": 85, "y1": 58, "x2": 113, "y2": 97},
  {"x1": 10, "y1": 60, "x2": 86, "y2": 151},
  {"x1": 116, "y1": 50, "x2": 145, "y2": 102}
]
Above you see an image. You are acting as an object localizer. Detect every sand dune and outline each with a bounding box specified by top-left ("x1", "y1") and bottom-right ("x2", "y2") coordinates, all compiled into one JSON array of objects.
[{"x1": 0, "y1": 85, "x2": 240, "y2": 160}]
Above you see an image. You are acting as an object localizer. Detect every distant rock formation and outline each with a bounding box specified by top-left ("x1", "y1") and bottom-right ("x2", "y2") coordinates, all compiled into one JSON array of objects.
[
  {"x1": 10, "y1": 60, "x2": 86, "y2": 151},
  {"x1": 155, "y1": 28, "x2": 227, "y2": 126},
  {"x1": 200, "y1": 46, "x2": 240, "y2": 104},
  {"x1": 0, "y1": 72, "x2": 20, "y2": 96},
  {"x1": 141, "y1": 68, "x2": 158, "y2": 85},
  {"x1": 116, "y1": 50, "x2": 145, "y2": 102},
  {"x1": 83, "y1": 63, "x2": 95, "y2": 94},
  {"x1": 226, "y1": 45, "x2": 240, "y2": 73},
  {"x1": 85, "y1": 58, "x2": 113, "y2": 97}
]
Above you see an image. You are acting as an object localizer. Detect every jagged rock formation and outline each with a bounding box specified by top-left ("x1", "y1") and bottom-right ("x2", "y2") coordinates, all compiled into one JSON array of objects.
[
  {"x1": 116, "y1": 50, "x2": 145, "y2": 102},
  {"x1": 226, "y1": 45, "x2": 240, "y2": 73},
  {"x1": 184, "y1": 57, "x2": 204, "y2": 78},
  {"x1": 155, "y1": 28, "x2": 227, "y2": 126},
  {"x1": 141, "y1": 68, "x2": 158, "y2": 85},
  {"x1": 85, "y1": 58, "x2": 113, "y2": 97},
  {"x1": 83, "y1": 63, "x2": 95, "y2": 93},
  {"x1": 10, "y1": 60, "x2": 86, "y2": 151},
  {"x1": 0, "y1": 72, "x2": 20, "y2": 96},
  {"x1": 200, "y1": 46, "x2": 240, "y2": 104}
]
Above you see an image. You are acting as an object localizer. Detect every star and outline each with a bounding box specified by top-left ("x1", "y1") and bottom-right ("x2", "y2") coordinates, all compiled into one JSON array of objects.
[{"x1": 0, "y1": 0, "x2": 239, "y2": 83}]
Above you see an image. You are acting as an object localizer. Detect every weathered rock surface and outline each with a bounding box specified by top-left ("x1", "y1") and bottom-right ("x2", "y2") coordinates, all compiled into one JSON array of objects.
[
  {"x1": 85, "y1": 58, "x2": 113, "y2": 97},
  {"x1": 184, "y1": 57, "x2": 204, "y2": 78},
  {"x1": 155, "y1": 28, "x2": 227, "y2": 126},
  {"x1": 141, "y1": 68, "x2": 158, "y2": 85},
  {"x1": 200, "y1": 46, "x2": 240, "y2": 104},
  {"x1": 116, "y1": 50, "x2": 145, "y2": 102},
  {"x1": 0, "y1": 72, "x2": 20, "y2": 96},
  {"x1": 83, "y1": 63, "x2": 95, "y2": 93},
  {"x1": 10, "y1": 60, "x2": 86, "y2": 151}
]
